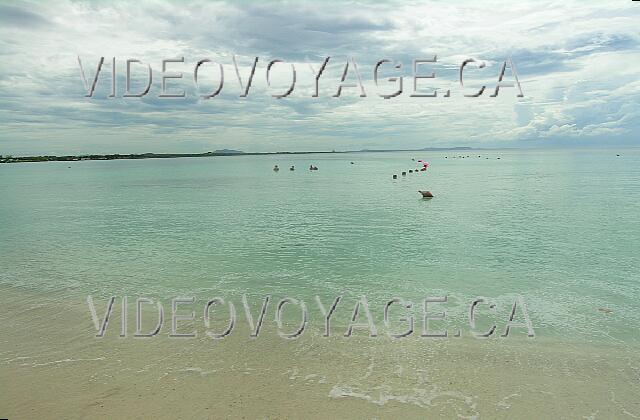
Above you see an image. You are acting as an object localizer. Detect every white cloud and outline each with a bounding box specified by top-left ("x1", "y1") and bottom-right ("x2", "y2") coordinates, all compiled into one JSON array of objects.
[{"x1": 0, "y1": 0, "x2": 639, "y2": 154}]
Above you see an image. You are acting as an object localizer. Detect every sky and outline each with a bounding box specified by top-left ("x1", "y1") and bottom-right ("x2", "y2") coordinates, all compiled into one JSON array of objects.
[{"x1": 0, "y1": 0, "x2": 639, "y2": 155}]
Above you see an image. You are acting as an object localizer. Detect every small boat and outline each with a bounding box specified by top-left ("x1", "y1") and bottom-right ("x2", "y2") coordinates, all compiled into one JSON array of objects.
[
  {"x1": 273, "y1": 165, "x2": 280, "y2": 172},
  {"x1": 419, "y1": 190, "x2": 434, "y2": 198},
  {"x1": 290, "y1": 165, "x2": 295, "y2": 171}
]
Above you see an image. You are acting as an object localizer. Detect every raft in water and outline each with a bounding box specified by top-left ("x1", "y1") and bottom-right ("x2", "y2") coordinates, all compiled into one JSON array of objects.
[{"x1": 419, "y1": 190, "x2": 434, "y2": 198}]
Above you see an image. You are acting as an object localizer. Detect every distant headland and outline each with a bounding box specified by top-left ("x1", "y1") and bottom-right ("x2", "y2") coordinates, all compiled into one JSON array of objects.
[{"x1": 0, "y1": 147, "x2": 473, "y2": 164}]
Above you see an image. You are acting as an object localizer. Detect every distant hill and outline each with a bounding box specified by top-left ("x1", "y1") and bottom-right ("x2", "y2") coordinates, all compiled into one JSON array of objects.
[
  {"x1": 1, "y1": 146, "x2": 479, "y2": 164},
  {"x1": 420, "y1": 146, "x2": 472, "y2": 151},
  {"x1": 357, "y1": 146, "x2": 473, "y2": 152},
  {"x1": 212, "y1": 149, "x2": 245, "y2": 155}
]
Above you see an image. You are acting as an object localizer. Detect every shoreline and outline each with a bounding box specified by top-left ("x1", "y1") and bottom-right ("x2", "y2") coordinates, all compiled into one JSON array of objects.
[
  {"x1": 1, "y1": 146, "x2": 634, "y2": 165},
  {"x1": 0, "y1": 284, "x2": 635, "y2": 351},
  {"x1": 0, "y1": 147, "x2": 476, "y2": 164}
]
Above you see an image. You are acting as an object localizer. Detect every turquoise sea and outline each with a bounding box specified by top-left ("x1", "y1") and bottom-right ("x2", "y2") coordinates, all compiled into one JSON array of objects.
[{"x1": 1, "y1": 148, "x2": 639, "y2": 418}]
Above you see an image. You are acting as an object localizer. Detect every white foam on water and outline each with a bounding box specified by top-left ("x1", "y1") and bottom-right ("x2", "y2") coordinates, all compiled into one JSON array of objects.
[
  {"x1": 328, "y1": 383, "x2": 478, "y2": 418},
  {"x1": 28, "y1": 356, "x2": 106, "y2": 367}
]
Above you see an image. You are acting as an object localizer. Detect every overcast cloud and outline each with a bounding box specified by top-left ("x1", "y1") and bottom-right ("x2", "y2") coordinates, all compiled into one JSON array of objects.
[{"x1": 0, "y1": 0, "x2": 638, "y2": 154}]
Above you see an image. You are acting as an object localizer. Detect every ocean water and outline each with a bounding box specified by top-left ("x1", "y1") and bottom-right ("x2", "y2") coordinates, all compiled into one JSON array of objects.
[{"x1": 1, "y1": 149, "x2": 639, "y2": 418}]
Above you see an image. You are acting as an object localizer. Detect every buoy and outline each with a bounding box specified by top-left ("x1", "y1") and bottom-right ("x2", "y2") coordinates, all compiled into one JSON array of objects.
[
  {"x1": 419, "y1": 190, "x2": 434, "y2": 198},
  {"x1": 393, "y1": 174, "x2": 398, "y2": 179}
]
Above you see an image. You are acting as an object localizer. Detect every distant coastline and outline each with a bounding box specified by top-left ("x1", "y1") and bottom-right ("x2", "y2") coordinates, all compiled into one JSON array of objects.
[{"x1": 0, "y1": 147, "x2": 474, "y2": 164}]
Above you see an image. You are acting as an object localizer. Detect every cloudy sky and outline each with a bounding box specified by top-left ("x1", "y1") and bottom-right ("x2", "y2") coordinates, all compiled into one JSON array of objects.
[{"x1": 0, "y1": 0, "x2": 638, "y2": 155}]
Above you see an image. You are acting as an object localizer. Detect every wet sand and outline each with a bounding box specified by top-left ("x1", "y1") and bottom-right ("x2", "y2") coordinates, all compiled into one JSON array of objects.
[{"x1": 2, "y1": 287, "x2": 639, "y2": 419}]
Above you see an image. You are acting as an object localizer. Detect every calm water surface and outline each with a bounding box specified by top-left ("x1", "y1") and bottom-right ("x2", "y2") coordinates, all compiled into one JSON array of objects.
[{"x1": 1, "y1": 148, "x2": 639, "y2": 418}]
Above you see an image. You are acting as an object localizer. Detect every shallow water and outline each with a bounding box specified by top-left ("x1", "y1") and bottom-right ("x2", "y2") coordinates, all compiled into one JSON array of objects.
[{"x1": 1, "y1": 149, "x2": 639, "y2": 418}]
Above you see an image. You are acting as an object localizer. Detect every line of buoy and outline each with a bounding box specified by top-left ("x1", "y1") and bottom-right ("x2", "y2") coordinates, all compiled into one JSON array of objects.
[
  {"x1": 444, "y1": 155, "x2": 503, "y2": 160},
  {"x1": 393, "y1": 167, "x2": 427, "y2": 179}
]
